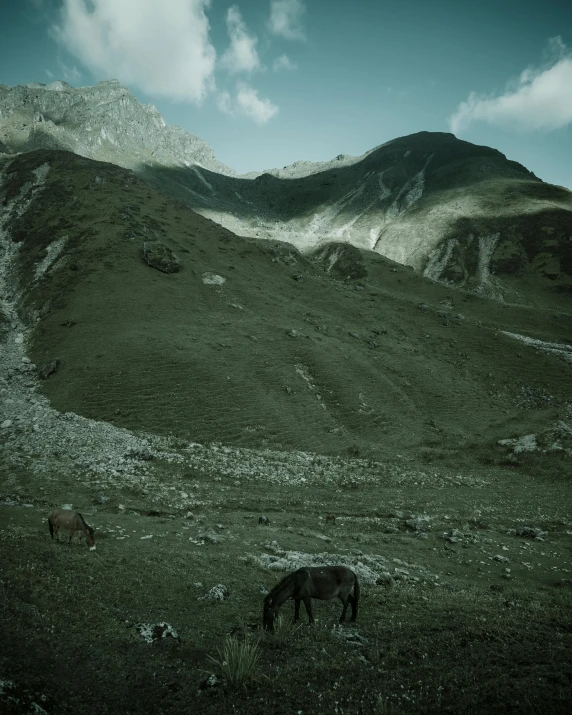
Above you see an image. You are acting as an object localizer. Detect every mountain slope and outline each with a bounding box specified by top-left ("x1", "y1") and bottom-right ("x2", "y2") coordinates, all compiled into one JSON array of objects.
[
  {"x1": 1, "y1": 149, "x2": 571, "y2": 460},
  {"x1": 2, "y1": 81, "x2": 571, "y2": 306}
]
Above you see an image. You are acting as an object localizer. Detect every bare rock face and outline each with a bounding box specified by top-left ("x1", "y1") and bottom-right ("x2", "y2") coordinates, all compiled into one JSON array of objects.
[
  {"x1": 0, "y1": 80, "x2": 235, "y2": 176},
  {"x1": 311, "y1": 242, "x2": 368, "y2": 281},
  {"x1": 141, "y1": 241, "x2": 180, "y2": 273}
]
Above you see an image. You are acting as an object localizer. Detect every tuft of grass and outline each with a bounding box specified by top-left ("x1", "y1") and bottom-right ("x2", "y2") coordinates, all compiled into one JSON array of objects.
[
  {"x1": 207, "y1": 635, "x2": 262, "y2": 689},
  {"x1": 264, "y1": 614, "x2": 303, "y2": 646}
]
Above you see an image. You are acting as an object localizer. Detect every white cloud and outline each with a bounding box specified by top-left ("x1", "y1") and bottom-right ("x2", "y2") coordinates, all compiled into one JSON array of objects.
[
  {"x1": 236, "y1": 82, "x2": 278, "y2": 124},
  {"x1": 220, "y1": 5, "x2": 260, "y2": 74},
  {"x1": 216, "y1": 90, "x2": 234, "y2": 116},
  {"x1": 450, "y1": 37, "x2": 572, "y2": 134},
  {"x1": 268, "y1": 0, "x2": 306, "y2": 40},
  {"x1": 51, "y1": 0, "x2": 216, "y2": 103},
  {"x1": 273, "y1": 54, "x2": 297, "y2": 71}
]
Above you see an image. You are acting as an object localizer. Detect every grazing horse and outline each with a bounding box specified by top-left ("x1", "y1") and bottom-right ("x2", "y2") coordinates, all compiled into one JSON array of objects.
[
  {"x1": 48, "y1": 509, "x2": 95, "y2": 550},
  {"x1": 263, "y1": 565, "x2": 359, "y2": 631}
]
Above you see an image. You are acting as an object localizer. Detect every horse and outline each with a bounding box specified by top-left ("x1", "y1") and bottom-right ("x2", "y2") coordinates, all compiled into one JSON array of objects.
[
  {"x1": 48, "y1": 509, "x2": 95, "y2": 550},
  {"x1": 263, "y1": 565, "x2": 359, "y2": 631}
]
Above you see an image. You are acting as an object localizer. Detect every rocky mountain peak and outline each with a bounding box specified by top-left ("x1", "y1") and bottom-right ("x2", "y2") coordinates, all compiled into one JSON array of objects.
[{"x1": 0, "y1": 79, "x2": 235, "y2": 176}]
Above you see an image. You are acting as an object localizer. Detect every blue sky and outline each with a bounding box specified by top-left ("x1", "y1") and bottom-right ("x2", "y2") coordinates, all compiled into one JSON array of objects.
[{"x1": 1, "y1": 0, "x2": 571, "y2": 187}]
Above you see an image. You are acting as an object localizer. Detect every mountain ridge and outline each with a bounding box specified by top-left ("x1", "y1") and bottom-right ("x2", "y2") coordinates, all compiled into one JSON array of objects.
[{"x1": 1, "y1": 79, "x2": 571, "y2": 306}]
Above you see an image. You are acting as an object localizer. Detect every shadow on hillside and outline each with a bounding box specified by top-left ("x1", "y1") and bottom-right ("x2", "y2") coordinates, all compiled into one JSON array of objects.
[{"x1": 135, "y1": 131, "x2": 546, "y2": 224}]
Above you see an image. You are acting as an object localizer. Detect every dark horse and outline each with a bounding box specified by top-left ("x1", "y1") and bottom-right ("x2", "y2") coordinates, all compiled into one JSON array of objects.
[
  {"x1": 48, "y1": 509, "x2": 95, "y2": 550},
  {"x1": 263, "y1": 565, "x2": 359, "y2": 630}
]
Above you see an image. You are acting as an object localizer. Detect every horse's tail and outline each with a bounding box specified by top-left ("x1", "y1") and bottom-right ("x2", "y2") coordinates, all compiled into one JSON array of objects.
[
  {"x1": 48, "y1": 517, "x2": 54, "y2": 539},
  {"x1": 353, "y1": 573, "x2": 360, "y2": 617}
]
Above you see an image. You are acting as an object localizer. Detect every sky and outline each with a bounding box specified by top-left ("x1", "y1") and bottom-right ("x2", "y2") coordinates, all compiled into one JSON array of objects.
[{"x1": 1, "y1": 0, "x2": 571, "y2": 187}]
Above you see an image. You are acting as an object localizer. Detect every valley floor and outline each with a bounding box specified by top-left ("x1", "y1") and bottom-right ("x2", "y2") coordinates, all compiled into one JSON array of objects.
[{"x1": 1, "y1": 449, "x2": 571, "y2": 715}]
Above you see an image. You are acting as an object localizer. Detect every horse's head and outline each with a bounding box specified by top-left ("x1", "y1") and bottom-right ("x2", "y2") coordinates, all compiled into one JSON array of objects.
[
  {"x1": 263, "y1": 595, "x2": 277, "y2": 631},
  {"x1": 86, "y1": 528, "x2": 95, "y2": 550}
]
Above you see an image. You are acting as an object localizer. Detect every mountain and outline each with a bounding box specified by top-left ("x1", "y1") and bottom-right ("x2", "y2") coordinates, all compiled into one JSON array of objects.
[
  {"x1": 0, "y1": 79, "x2": 236, "y2": 175},
  {"x1": 1, "y1": 147, "x2": 571, "y2": 460},
  {"x1": 1, "y1": 80, "x2": 571, "y2": 307}
]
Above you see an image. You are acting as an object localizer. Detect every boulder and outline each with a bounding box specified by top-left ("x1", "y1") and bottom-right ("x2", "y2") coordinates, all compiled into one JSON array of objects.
[{"x1": 141, "y1": 241, "x2": 180, "y2": 273}]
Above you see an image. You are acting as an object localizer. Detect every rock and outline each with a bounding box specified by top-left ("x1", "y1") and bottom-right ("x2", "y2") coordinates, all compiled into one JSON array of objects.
[
  {"x1": 258, "y1": 515, "x2": 270, "y2": 525},
  {"x1": 198, "y1": 673, "x2": 225, "y2": 695},
  {"x1": 39, "y1": 359, "x2": 60, "y2": 380},
  {"x1": 405, "y1": 515, "x2": 432, "y2": 532},
  {"x1": 126, "y1": 446, "x2": 154, "y2": 461},
  {"x1": 134, "y1": 622, "x2": 180, "y2": 644},
  {"x1": 0, "y1": 678, "x2": 51, "y2": 714},
  {"x1": 200, "y1": 584, "x2": 230, "y2": 601},
  {"x1": 443, "y1": 528, "x2": 463, "y2": 543},
  {"x1": 514, "y1": 526, "x2": 547, "y2": 540},
  {"x1": 1, "y1": 419, "x2": 12, "y2": 429},
  {"x1": 201, "y1": 272, "x2": 225, "y2": 285},
  {"x1": 141, "y1": 241, "x2": 181, "y2": 273},
  {"x1": 286, "y1": 329, "x2": 299, "y2": 338}
]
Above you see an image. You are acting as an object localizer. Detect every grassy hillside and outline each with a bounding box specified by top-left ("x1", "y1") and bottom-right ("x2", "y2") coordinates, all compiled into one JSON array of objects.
[
  {"x1": 1, "y1": 149, "x2": 572, "y2": 715},
  {"x1": 2, "y1": 149, "x2": 571, "y2": 462}
]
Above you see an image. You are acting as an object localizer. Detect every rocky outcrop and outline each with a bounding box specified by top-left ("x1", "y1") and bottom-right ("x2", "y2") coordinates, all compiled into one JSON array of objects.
[
  {"x1": 0, "y1": 80, "x2": 235, "y2": 176},
  {"x1": 141, "y1": 241, "x2": 180, "y2": 273}
]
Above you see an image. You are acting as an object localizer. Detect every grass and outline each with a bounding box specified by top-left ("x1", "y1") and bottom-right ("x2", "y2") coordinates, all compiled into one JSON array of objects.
[
  {"x1": 207, "y1": 635, "x2": 262, "y2": 689},
  {"x1": 1, "y1": 149, "x2": 570, "y2": 465},
  {"x1": 1, "y1": 148, "x2": 571, "y2": 714},
  {"x1": 0, "y1": 451, "x2": 571, "y2": 714}
]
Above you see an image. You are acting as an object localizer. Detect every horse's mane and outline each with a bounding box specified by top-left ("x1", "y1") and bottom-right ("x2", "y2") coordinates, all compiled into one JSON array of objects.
[
  {"x1": 77, "y1": 513, "x2": 88, "y2": 528},
  {"x1": 266, "y1": 569, "x2": 302, "y2": 602}
]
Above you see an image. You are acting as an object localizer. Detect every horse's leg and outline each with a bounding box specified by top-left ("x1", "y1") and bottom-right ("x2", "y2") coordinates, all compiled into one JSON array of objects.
[
  {"x1": 349, "y1": 593, "x2": 357, "y2": 621},
  {"x1": 294, "y1": 599, "x2": 301, "y2": 623},
  {"x1": 339, "y1": 594, "x2": 349, "y2": 622},
  {"x1": 303, "y1": 596, "x2": 314, "y2": 625}
]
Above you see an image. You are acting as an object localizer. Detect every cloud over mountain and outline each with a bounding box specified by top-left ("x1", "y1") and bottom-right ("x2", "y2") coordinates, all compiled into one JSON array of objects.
[
  {"x1": 52, "y1": 0, "x2": 216, "y2": 103},
  {"x1": 450, "y1": 37, "x2": 572, "y2": 134},
  {"x1": 220, "y1": 5, "x2": 261, "y2": 74},
  {"x1": 236, "y1": 82, "x2": 279, "y2": 123}
]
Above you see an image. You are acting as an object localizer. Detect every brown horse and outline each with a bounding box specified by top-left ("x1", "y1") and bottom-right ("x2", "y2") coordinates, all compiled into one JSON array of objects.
[
  {"x1": 263, "y1": 565, "x2": 359, "y2": 630},
  {"x1": 48, "y1": 509, "x2": 95, "y2": 550}
]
